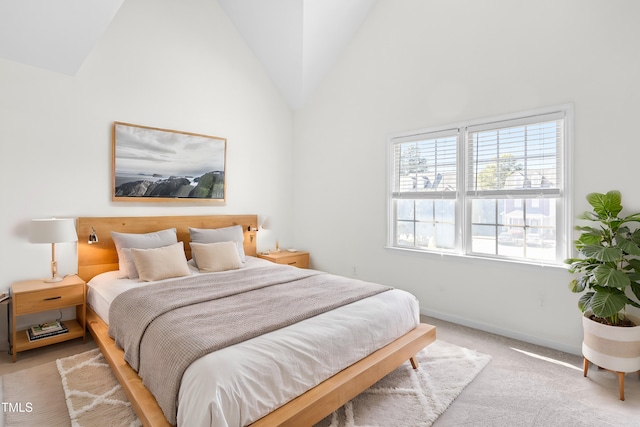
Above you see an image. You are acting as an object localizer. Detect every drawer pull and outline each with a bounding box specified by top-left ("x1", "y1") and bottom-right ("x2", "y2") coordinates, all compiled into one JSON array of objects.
[
  {"x1": 288, "y1": 262, "x2": 297, "y2": 265},
  {"x1": 44, "y1": 296, "x2": 62, "y2": 301}
]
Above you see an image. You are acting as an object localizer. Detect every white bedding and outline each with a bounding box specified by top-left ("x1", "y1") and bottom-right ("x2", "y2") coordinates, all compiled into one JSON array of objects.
[
  {"x1": 87, "y1": 257, "x2": 268, "y2": 324},
  {"x1": 87, "y1": 257, "x2": 420, "y2": 427}
]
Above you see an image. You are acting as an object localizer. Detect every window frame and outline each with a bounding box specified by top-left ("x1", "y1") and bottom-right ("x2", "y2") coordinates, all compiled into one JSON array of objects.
[{"x1": 387, "y1": 104, "x2": 573, "y2": 266}]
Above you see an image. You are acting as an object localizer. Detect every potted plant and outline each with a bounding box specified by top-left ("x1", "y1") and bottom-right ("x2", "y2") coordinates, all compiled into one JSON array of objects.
[{"x1": 565, "y1": 190, "x2": 640, "y2": 400}]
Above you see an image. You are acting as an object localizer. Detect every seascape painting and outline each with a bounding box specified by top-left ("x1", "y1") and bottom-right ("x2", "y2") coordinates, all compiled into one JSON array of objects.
[{"x1": 112, "y1": 122, "x2": 226, "y2": 203}]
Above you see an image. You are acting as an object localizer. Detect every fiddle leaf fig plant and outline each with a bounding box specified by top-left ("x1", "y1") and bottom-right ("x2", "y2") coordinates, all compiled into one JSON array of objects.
[{"x1": 565, "y1": 190, "x2": 640, "y2": 326}]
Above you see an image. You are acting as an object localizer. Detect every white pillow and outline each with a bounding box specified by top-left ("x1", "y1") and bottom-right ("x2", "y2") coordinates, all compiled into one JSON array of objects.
[
  {"x1": 130, "y1": 242, "x2": 191, "y2": 282},
  {"x1": 118, "y1": 248, "x2": 139, "y2": 279},
  {"x1": 190, "y1": 241, "x2": 242, "y2": 273},
  {"x1": 111, "y1": 228, "x2": 178, "y2": 278},
  {"x1": 189, "y1": 225, "x2": 246, "y2": 264}
]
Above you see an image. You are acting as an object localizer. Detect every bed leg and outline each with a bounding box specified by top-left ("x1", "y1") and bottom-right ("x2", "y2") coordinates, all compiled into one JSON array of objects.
[{"x1": 409, "y1": 356, "x2": 419, "y2": 369}]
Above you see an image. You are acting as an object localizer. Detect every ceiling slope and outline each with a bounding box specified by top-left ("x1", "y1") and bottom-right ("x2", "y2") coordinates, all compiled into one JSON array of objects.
[
  {"x1": 219, "y1": 0, "x2": 377, "y2": 109},
  {"x1": 0, "y1": 0, "x2": 124, "y2": 75},
  {"x1": 0, "y1": 0, "x2": 376, "y2": 109}
]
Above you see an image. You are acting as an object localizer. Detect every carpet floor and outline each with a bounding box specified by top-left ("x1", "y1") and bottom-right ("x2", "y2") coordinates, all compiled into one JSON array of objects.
[
  {"x1": 424, "y1": 316, "x2": 640, "y2": 426},
  {"x1": 2, "y1": 340, "x2": 489, "y2": 427},
  {"x1": 4, "y1": 315, "x2": 638, "y2": 426}
]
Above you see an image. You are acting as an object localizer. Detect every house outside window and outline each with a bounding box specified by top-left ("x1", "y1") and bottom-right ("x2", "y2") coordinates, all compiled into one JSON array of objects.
[{"x1": 388, "y1": 105, "x2": 572, "y2": 266}]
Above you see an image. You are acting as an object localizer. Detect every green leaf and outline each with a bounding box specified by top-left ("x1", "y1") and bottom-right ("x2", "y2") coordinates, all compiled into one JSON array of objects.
[
  {"x1": 590, "y1": 287, "x2": 627, "y2": 319},
  {"x1": 569, "y1": 278, "x2": 587, "y2": 293},
  {"x1": 581, "y1": 274, "x2": 594, "y2": 288},
  {"x1": 616, "y1": 237, "x2": 640, "y2": 256},
  {"x1": 578, "y1": 292, "x2": 594, "y2": 312},
  {"x1": 627, "y1": 258, "x2": 640, "y2": 272},
  {"x1": 578, "y1": 211, "x2": 600, "y2": 221},
  {"x1": 566, "y1": 260, "x2": 590, "y2": 274},
  {"x1": 575, "y1": 225, "x2": 603, "y2": 234},
  {"x1": 576, "y1": 230, "x2": 603, "y2": 245},
  {"x1": 579, "y1": 235, "x2": 603, "y2": 245},
  {"x1": 580, "y1": 244, "x2": 622, "y2": 262},
  {"x1": 628, "y1": 299, "x2": 640, "y2": 310},
  {"x1": 630, "y1": 281, "x2": 640, "y2": 302},
  {"x1": 587, "y1": 191, "x2": 622, "y2": 217},
  {"x1": 565, "y1": 259, "x2": 598, "y2": 274},
  {"x1": 616, "y1": 225, "x2": 631, "y2": 237},
  {"x1": 593, "y1": 265, "x2": 630, "y2": 289},
  {"x1": 623, "y1": 213, "x2": 640, "y2": 223},
  {"x1": 605, "y1": 219, "x2": 623, "y2": 233},
  {"x1": 626, "y1": 272, "x2": 640, "y2": 282}
]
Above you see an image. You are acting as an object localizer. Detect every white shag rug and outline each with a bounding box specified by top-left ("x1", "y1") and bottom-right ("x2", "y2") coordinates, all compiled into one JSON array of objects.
[
  {"x1": 56, "y1": 348, "x2": 141, "y2": 427},
  {"x1": 315, "y1": 340, "x2": 492, "y2": 427}
]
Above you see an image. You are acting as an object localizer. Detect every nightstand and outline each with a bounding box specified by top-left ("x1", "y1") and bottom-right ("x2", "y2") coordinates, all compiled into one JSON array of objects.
[
  {"x1": 11, "y1": 274, "x2": 86, "y2": 362},
  {"x1": 258, "y1": 251, "x2": 310, "y2": 268}
]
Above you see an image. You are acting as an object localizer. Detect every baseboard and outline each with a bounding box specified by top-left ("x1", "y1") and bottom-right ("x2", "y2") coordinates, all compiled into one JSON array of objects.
[{"x1": 421, "y1": 307, "x2": 582, "y2": 356}]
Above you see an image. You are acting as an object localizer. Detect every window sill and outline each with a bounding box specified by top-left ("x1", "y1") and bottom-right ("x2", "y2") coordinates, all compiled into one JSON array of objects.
[{"x1": 384, "y1": 245, "x2": 568, "y2": 271}]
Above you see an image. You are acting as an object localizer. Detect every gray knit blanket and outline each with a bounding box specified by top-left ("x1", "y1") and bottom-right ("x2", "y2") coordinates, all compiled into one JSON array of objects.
[{"x1": 108, "y1": 264, "x2": 391, "y2": 425}]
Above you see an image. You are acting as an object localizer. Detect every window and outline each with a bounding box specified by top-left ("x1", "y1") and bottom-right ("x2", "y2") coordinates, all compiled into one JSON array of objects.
[{"x1": 388, "y1": 105, "x2": 571, "y2": 265}]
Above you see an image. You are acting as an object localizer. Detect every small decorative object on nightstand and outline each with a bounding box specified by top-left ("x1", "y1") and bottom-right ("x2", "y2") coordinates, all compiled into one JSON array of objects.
[
  {"x1": 10, "y1": 274, "x2": 86, "y2": 362},
  {"x1": 258, "y1": 250, "x2": 310, "y2": 269}
]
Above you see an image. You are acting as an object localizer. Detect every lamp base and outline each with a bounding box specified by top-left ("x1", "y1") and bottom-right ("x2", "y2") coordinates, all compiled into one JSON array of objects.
[{"x1": 44, "y1": 276, "x2": 63, "y2": 283}]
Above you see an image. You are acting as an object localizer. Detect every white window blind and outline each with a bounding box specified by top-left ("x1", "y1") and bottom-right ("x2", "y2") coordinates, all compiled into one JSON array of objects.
[
  {"x1": 392, "y1": 129, "x2": 458, "y2": 199},
  {"x1": 466, "y1": 111, "x2": 564, "y2": 197}
]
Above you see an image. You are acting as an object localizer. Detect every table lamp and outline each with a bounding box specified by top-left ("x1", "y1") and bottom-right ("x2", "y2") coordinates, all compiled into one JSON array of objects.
[{"x1": 28, "y1": 218, "x2": 78, "y2": 282}]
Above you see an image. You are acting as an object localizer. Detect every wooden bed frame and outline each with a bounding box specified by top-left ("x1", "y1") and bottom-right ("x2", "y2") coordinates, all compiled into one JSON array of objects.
[{"x1": 77, "y1": 215, "x2": 436, "y2": 427}]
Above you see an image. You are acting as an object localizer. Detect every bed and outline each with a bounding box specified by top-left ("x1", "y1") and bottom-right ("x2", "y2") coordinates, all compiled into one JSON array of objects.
[{"x1": 77, "y1": 215, "x2": 436, "y2": 427}]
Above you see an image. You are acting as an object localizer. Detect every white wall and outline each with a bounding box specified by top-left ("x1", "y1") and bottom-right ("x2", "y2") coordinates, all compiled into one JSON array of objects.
[
  {"x1": 0, "y1": 0, "x2": 294, "y2": 348},
  {"x1": 293, "y1": 0, "x2": 640, "y2": 355}
]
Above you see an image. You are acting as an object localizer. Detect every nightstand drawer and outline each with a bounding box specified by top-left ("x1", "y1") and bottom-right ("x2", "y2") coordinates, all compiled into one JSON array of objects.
[
  {"x1": 258, "y1": 251, "x2": 310, "y2": 269},
  {"x1": 14, "y1": 285, "x2": 84, "y2": 315},
  {"x1": 275, "y1": 256, "x2": 309, "y2": 268}
]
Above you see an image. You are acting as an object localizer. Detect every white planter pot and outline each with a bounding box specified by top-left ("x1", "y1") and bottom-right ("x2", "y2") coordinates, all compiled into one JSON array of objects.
[{"x1": 582, "y1": 312, "x2": 640, "y2": 373}]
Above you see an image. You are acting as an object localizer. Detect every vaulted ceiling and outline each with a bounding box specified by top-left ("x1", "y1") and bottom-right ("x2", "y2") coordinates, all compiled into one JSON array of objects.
[
  {"x1": 0, "y1": 0, "x2": 125, "y2": 76},
  {"x1": 0, "y1": 0, "x2": 377, "y2": 109}
]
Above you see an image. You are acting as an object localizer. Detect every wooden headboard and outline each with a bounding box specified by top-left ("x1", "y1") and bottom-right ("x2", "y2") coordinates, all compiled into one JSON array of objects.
[{"x1": 77, "y1": 215, "x2": 258, "y2": 282}]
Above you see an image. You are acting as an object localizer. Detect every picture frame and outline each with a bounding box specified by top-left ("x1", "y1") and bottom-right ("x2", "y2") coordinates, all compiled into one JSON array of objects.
[{"x1": 112, "y1": 122, "x2": 226, "y2": 204}]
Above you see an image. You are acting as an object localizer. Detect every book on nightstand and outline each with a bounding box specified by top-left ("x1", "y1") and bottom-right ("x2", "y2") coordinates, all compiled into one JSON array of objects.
[
  {"x1": 27, "y1": 322, "x2": 69, "y2": 341},
  {"x1": 36, "y1": 321, "x2": 62, "y2": 331}
]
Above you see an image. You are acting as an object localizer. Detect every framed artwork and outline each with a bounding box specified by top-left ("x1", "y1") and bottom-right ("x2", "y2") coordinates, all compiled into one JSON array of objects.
[{"x1": 112, "y1": 122, "x2": 226, "y2": 204}]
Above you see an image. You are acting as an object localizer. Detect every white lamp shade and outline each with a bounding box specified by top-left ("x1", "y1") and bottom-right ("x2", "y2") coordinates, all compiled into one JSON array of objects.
[
  {"x1": 28, "y1": 218, "x2": 78, "y2": 243},
  {"x1": 259, "y1": 216, "x2": 271, "y2": 230}
]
